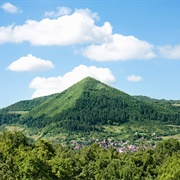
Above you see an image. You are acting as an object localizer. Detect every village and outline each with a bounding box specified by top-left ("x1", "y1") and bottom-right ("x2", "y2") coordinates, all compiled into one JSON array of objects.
[{"x1": 73, "y1": 135, "x2": 158, "y2": 153}]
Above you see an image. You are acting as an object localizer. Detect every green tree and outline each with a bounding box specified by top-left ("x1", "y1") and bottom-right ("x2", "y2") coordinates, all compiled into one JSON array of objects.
[{"x1": 158, "y1": 152, "x2": 180, "y2": 180}]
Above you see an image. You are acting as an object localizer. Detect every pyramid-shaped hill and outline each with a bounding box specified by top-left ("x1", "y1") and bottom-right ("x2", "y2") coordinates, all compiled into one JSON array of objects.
[
  {"x1": 23, "y1": 77, "x2": 113, "y2": 118},
  {"x1": 22, "y1": 77, "x2": 132, "y2": 119},
  {"x1": 21, "y1": 77, "x2": 178, "y2": 131}
]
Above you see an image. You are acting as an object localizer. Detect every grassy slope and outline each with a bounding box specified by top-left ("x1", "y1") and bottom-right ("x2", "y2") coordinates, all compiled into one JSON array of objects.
[{"x1": 22, "y1": 77, "x2": 92, "y2": 118}]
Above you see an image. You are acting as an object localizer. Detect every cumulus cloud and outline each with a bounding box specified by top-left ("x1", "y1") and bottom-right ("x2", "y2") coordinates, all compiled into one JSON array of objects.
[
  {"x1": 0, "y1": 7, "x2": 158, "y2": 61},
  {"x1": 82, "y1": 34, "x2": 155, "y2": 61},
  {"x1": 29, "y1": 65, "x2": 116, "y2": 98},
  {"x1": 158, "y1": 45, "x2": 180, "y2": 59},
  {"x1": 1, "y1": 2, "x2": 21, "y2": 14},
  {"x1": 0, "y1": 8, "x2": 112, "y2": 45},
  {"x1": 44, "y1": 6, "x2": 72, "y2": 18},
  {"x1": 7, "y1": 54, "x2": 55, "y2": 72},
  {"x1": 127, "y1": 75, "x2": 143, "y2": 82}
]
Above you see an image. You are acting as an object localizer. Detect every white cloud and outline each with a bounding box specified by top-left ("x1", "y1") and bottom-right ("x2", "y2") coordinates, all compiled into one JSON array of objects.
[
  {"x1": 0, "y1": 25, "x2": 14, "y2": 44},
  {"x1": 158, "y1": 45, "x2": 180, "y2": 59},
  {"x1": 0, "y1": 7, "x2": 157, "y2": 61},
  {"x1": 1, "y1": 2, "x2": 21, "y2": 14},
  {"x1": 44, "y1": 6, "x2": 72, "y2": 18},
  {"x1": 7, "y1": 54, "x2": 55, "y2": 72},
  {"x1": 127, "y1": 75, "x2": 143, "y2": 82},
  {"x1": 29, "y1": 65, "x2": 116, "y2": 98},
  {"x1": 82, "y1": 34, "x2": 155, "y2": 61},
  {"x1": 0, "y1": 8, "x2": 112, "y2": 45}
]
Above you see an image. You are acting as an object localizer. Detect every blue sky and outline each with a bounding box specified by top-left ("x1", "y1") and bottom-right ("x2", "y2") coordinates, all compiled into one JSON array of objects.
[{"x1": 0, "y1": 0, "x2": 180, "y2": 108}]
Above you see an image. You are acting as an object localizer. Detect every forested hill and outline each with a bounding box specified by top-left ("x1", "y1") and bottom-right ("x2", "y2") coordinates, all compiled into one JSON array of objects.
[
  {"x1": 0, "y1": 93, "x2": 56, "y2": 113},
  {"x1": 18, "y1": 77, "x2": 179, "y2": 132},
  {"x1": 0, "y1": 77, "x2": 179, "y2": 133},
  {"x1": 134, "y1": 95, "x2": 180, "y2": 113}
]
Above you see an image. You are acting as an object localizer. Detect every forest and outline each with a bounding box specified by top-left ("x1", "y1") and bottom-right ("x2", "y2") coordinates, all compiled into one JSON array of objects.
[{"x1": 0, "y1": 131, "x2": 180, "y2": 180}]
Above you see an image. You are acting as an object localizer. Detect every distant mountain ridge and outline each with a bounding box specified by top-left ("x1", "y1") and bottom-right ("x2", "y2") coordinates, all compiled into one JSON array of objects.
[{"x1": 0, "y1": 94, "x2": 56, "y2": 113}]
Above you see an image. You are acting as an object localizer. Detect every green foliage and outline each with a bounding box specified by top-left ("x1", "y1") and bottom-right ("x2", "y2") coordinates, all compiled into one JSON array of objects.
[
  {"x1": 134, "y1": 95, "x2": 180, "y2": 114},
  {"x1": 0, "y1": 94, "x2": 55, "y2": 112},
  {"x1": 157, "y1": 152, "x2": 180, "y2": 180},
  {"x1": 0, "y1": 131, "x2": 180, "y2": 179},
  {"x1": 155, "y1": 138, "x2": 180, "y2": 156},
  {"x1": 0, "y1": 113, "x2": 21, "y2": 126}
]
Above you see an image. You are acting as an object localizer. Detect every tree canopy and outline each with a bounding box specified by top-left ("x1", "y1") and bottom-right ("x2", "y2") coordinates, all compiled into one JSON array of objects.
[{"x1": 0, "y1": 131, "x2": 179, "y2": 180}]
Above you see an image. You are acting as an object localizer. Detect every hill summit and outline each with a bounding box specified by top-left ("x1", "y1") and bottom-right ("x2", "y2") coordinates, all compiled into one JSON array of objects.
[
  {"x1": 18, "y1": 77, "x2": 178, "y2": 132},
  {"x1": 24, "y1": 76, "x2": 129, "y2": 118}
]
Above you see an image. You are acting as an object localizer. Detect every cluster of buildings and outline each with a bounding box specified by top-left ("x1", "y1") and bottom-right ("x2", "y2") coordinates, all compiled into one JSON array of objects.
[{"x1": 73, "y1": 137, "x2": 156, "y2": 153}]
